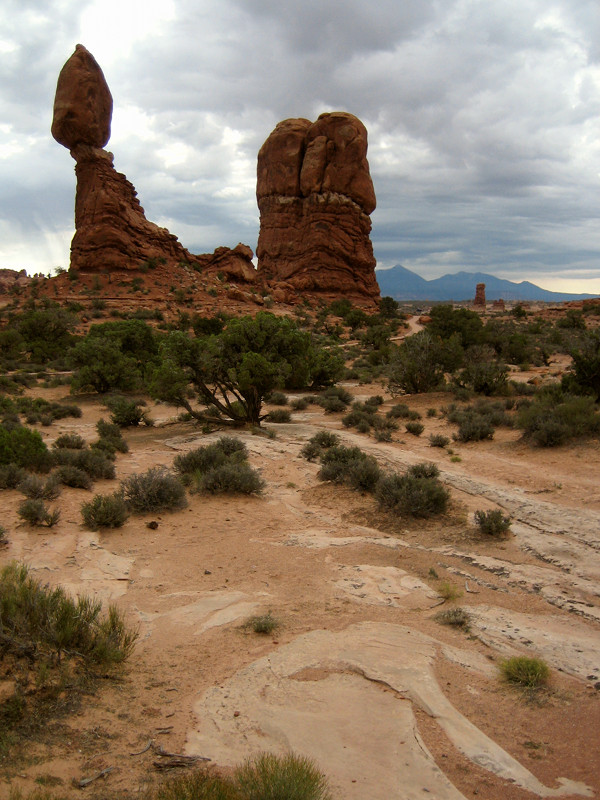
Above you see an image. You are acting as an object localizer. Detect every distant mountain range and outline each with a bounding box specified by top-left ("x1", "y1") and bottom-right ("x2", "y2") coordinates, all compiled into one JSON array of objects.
[{"x1": 375, "y1": 265, "x2": 598, "y2": 303}]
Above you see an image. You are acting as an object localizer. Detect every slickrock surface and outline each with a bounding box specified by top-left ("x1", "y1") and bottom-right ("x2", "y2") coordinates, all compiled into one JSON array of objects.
[{"x1": 256, "y1": 113, "x2": 379, "y2": 302}]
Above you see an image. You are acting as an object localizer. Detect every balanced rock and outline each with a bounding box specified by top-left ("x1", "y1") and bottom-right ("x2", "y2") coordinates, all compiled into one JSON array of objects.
[
  {"x1": 52, "y1": 46, "x2": 256, "y2": 279},
  {"x1": 256, "y1": 112, "x2": 379, "y2": 302},
  {"x1": 52, "y1": 44, "x2": 112, "y2": 150}
]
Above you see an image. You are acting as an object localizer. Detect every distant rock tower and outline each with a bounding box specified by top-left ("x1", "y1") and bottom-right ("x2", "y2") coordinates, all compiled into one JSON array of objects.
[
  {"x1": 474, "y1": 283, "x2": 486, "y2": 307},
  {"x1": 256, "y1": 112, "x2": 380, "y2": 303}
]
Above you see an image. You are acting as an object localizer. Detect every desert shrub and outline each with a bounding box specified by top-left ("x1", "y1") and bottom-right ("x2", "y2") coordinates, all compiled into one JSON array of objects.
[
  {"x1": 517, "y1": 390, "x2": 600, "y2": 446},
  {"x1": 429, "y1": 434, "x2": 450, "y2": 448},
  {"x1": 499, "y1": 656, "x2": 550, "y2": 688},
  {"x1": 0, "y1": 561, "x2": 137, "y2": 664},
  {"x1": 150, "y1": 769, "x2": 238, "y2": 800},
  {"x1": 193, "y1": 462, "x2": 265, "y2": 496},
  {"x1": 474, "y1": 509, "x2": 511, "y2": 536},
  {"x1": 408, "y1": 462, "x2": 439, "y2": 479},
  {"x1": 96, "y1": 419, "x2": 128, "y2": 453},
  {"x1": 445, "y1": 404, "x2": 498, "y2": 443},
  {"x1": 81, "y1": 492, "x2": 129, "y2": 529},
  {"x1": 405, "y1": 421, "x2": 424, "y2": 436},
  {"x1": 173, "y1": 437, "x2": 247, "y2": 478},
  {"x1": 234, "y1": 752, "x2": 332, "y2": 800},
  {"x1": 300, "y1": 431, "x2": 340, "y2": 461},
  {"x1": 55, "y1": 464, "x2": 92, "y2": 490},
  {"x1": 17, "y1": 499, "x2": 60, "y2": 527},
  {"x1": 244, "y1": 613, "x2": 279, "y2": 634},
  {"x1": 106, "y1": 396, "x2": 152, "y2": 427},
  {"x1": 454, "y1": 346, "x2": 508, "y2": 396},
  {"x1": 18, "y1": 474, "x2": 60, "y2": 501},
  {"x1": 374, "y1": 429, "x2": 393, "y2": 442},
  {"x1": 427, "y1": 407, "x2": 437, "y2": 417},
  {"x1": 434, "y1": 607, "x2": 471, "y2": 630},
  {"x1": 266, "y1": 409, "x2": 292, "y2": 423},
  {"x1": 342, "y1": 403, "x2": 378, "y2": 431},
  {"x1": 121, "y1": 467, "x2": 187, "y2": 513},
  {"x1": 375, "y1": 470, "x2": 449, "y2": 517},
  {"x1": 562, "y1": 330, "x2": 600, "y2": 401},
  {"x1": 290, "y1": 397, "x2": 309, "y2": 411},
  {"x1": 386, "y1": 403, "x2": 411, "y2": 419},
  {"x1": 436, "y1": 581, "x2": 463, "y2": 602},
  {"x1": 319, "y1": 395, "x2": 348, "y2": 413},
  {"x1": 52, "y1": 448, "x2": 115, "y2": 479},
  {"x1": 267, "y1": 391, "x2": 288, "y2": 405},
  {"x1": 318, "y1": 445, "x2": 381, "y2": 491},
  {"x1": 0, "y1": 526, "x2": 7, "y2": 547},
  {"x1": 0, "y1": 463, "x2": 27, "y2": 489},
  {"x1": 388, "y1": 331, "x2": 462, "y2": 394},
  {"x1": 0, "y1": 424, "x2": 53, "y2": 472},
  {"x1": 52, "y1": 433, "x2": 86, "y2": 450}
]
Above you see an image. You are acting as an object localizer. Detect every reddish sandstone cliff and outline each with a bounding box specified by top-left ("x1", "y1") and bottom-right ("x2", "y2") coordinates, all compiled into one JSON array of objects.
[{"x1": 256, "y1": 113, "x2": 379, "y2": 302}]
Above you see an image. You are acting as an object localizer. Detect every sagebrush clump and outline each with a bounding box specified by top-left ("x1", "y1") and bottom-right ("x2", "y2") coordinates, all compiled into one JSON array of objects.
[{"x1": 121, "y1": 467, "x2": 187, "y2": 513}]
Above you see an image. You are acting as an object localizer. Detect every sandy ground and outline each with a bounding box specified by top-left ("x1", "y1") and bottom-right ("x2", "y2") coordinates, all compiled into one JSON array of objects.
[{"x1": 1, "y1": 383, "x2": 599, "y2": 800}]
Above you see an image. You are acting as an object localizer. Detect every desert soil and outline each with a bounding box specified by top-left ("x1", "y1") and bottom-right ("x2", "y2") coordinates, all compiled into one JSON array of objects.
[{"x1": 1, "y1": 381, "x2": 599, "y2": 800}]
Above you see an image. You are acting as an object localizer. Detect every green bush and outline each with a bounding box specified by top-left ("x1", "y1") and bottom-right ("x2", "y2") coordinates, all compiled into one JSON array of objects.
[
  {"x1": 193, "y1": 462, "x2": 265, "y2": 495},
  {"x1": 405, "y1": 421, "x2": 424, "y2": 436},
  {"x1": 0, "y1": 464, "x2": 26, "y2": 489},
  {"x1": 17, "y1": 499, "x2": 60, "y2": 527},
  {"x1": 106, "y1": 396, "x2": 153, "y2": 427},
  {"x1": 474, "y1": 509, "x2": 511, "y2": 536},
  {"x1": 429, "y1": 434, "x2": 450, "y2": 448},
  {"x1": 0, "y1": 561, "x2": 137, "y2": 664},
  {"x1": 453, "y1": 413, "x2": 495, "y2": 443},
  {"x1": 266, "y1": 409, "x2": 292, "y2": 423},
  {"x1": 96, "y1": 419, "x2": 128, "y2": 453},
  {"x1": 408, "y1": 462, "x2": 439, "y2": 479},
  {"x1": 121, "y1": 467, "x2": 187, "y2": 513},
  {"x1": 17, "y1": 474, "x2": 60, "y2": 501},
  {"x1": 52, "y1": 448, "x2": 115, "y2": 479},
  {"x1": 56, "y1": 464, "x2": 93, "y2": 490},
  {"x1": 0, "y1": 425, "x2": 52, "y2": 472},
  {"x1": 267, "y1": 391, "x2": 288, "y2": 405},
  {"x1": 174, "y1": 437, "x2": 248, "y2": 477},
  {"x1": 499, "y1": 656, "x2": 550, "y2": 688},
  {"x1": 234, "y1": 752, "x2": 332, "y2": 800},
  {"x1": 52, "y1": 433, "x2": 86, "y2": 450},
  {"x1": 81, "y1": 492, "x2": 129, "y2": 529},
  {"x1": 375, "y1": 470, "x2": 449, "y2": 517},
  {"x1": 434, "y1": 607, "x2": 471, "y2": 630},
  {"x1": 317, "y1": 445, "x2": 381, "y2": 491},
  {"x1": 300, "y1": 431, "x2": 340, "y2": 461},
  {"x1": 518, "y1": 390, "x2": 600, "y2": 446},
  {"x1": 244, "y1": 613, "x2": 279, "y2": 634},
  {"x1": 386, "y1": 403, "x2": 411, "y2": 419},
  {"x1": 291, "y1": 397, "x2": 309, "y2": 411},
  {"x1": 149, "y1": 752, "x2": 331, "y2": 800}
]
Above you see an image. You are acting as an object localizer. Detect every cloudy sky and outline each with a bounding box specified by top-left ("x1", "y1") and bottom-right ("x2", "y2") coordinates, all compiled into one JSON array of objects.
[{"x1": 1, "y1": 0, "x2": 599, "y2": 292}]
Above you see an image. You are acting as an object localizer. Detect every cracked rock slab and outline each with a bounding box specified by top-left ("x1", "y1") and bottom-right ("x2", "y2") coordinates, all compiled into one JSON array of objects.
[{"x1": 186, "y1": 622, "x2": 591, "y2": 799}]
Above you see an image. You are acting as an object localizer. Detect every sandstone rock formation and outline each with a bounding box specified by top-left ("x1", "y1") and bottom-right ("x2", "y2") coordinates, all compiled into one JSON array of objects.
[
  {"x1": 52, "y1": 45, "x2": 255, "y2": 280},
  {"x1": 256, "y1": 113, "x2": 379, "y2": 302},
  {"x1": 492, "y1": 298, "x2": 506, "y2": 311},
  {"x1": 474, "y1": 282, "x2": 486, "y2": 306}
]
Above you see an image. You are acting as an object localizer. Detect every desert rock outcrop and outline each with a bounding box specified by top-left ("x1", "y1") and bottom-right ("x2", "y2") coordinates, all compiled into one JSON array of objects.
[
  {"x1": 52, "y1": 45, "x2": 255, "y2": 279},
  {"x1": 474, "y1": 282, "x2": 486, "y2": 306},
  {"x1": 256, "y1": 113, "x2": 379, "y2": 302}
]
